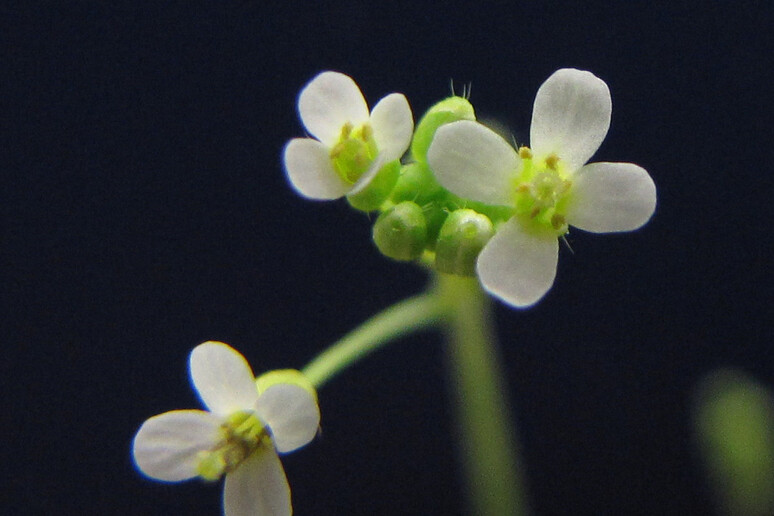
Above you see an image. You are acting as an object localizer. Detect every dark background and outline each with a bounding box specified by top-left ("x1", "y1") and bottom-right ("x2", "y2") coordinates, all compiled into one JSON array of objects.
[{"x1": 4, "y1": 1, "x2": 773, "y2": 514}]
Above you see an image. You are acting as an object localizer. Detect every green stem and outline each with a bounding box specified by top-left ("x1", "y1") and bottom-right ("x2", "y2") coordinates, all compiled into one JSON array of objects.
[
  {"x1": 301, "y1": 291, "x2": 443, "y2": 388},
  {"x1": 300, "y1": 275, "x2": 527, "y2": 515},
  {"x1": 435, "y1": 273, "x2": 528, "y2": 516}
]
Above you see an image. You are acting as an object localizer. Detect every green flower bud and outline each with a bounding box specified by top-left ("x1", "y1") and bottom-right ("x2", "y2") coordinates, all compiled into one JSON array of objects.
[
  {"x1": 372, "y1": 201, "x2": 428, "y2": 261},
  {"x1": 347, "y1": 160, "x2": 401, "y2": 212},
  {"x1": 435, "y1": 209, "x2": 494, "y2": 276},
  {"x1": 411, "y1": 96, "x2": 475, "y2": 164},
  {"x1": 390, "y1": 162, "x2": 443, "y2": 204}
]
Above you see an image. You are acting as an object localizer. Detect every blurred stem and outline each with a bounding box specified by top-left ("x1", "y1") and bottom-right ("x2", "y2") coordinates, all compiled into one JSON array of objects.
[
  {"x1": 301, "y1": 291, "x2": 443, "y2": 388},
  {"x1": 435, "y1": 273, "x2": 528, "y2": 516}
]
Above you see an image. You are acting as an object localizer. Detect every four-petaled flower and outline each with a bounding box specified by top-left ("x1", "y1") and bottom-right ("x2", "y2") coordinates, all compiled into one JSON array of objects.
[
  {"x1": 427, "y1": 68, "x2": 657, "y2": 307},
  {"x1": 283, "y1": 71, "x2": 413, "y2": 200},
  {"x1": 132, "y1": 341, "x2": 320, "y2": 516}
]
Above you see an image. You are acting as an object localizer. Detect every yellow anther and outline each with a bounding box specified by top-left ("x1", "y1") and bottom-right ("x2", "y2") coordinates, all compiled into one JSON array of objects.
[
  {"x1": 545, "y1": 153, "x2": 560, "y2": 170},
  {"x1": 339, "y1": 122, "x2": 353, "y2": 140},
  {"x1": 329, "y1": 142, "x2": 344, "y2": 159},
  {"x1": 518, "y1": 146, "x2": 533, "y2": 159},
  {"x1": 551, "y1": 213, "x2": 566, "y2": 230}
]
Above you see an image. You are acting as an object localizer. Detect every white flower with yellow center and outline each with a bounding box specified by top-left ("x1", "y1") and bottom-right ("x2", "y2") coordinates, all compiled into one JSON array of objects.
[
  {"x1": 283, "y1": 71, "x2": 413, "y2": 200},
  {"x1": 427, "y1": 68, "x2": 657, "y2": 308},
  {"x1": 132, "y1": 341, "x2": 320, "y2": 516}
]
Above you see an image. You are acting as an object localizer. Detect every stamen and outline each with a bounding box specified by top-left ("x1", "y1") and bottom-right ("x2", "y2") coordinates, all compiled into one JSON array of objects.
[
  {"x1": 339, "y1": 122, "x2": 353, "y2": 140},
  {"x1": 195, "y1": 411, "x2": 269, "y2": 481},
  {"x1": 545, "y1": 153, "x2": 560, "y2": 170},
  {"x1": 511, "y1": 151, "x2": 572, "y2": 236},
  {"x1": 551, "y1": 213, "x2": 566, "y2": 230}
]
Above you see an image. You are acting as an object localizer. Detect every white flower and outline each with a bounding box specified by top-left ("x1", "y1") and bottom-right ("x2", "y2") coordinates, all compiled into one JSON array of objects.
[
  {"x1": 132, "y1": 341, "x2": 320, "y2": 516},
  {"x1": 427, "y1": 68, "x2": 657, "y2": 308},
  {"x1": 283, "y1": 71, "x2": 413, "y2": 200}
]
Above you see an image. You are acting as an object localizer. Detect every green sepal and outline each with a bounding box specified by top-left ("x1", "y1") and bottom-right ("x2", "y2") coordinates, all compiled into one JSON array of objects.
[
  {"x1": 411, "y1": 96, "x2": 475, "y2": 164},
  {"x1": 372, "y1": 201, "x2": 428, "y2": 261},
  {"x1": 346, "y1": 160, "x2": 401, "y2": 212},
  {"x1": 256, "y1": 369, "x2": 318, "y2": 402},
  {"x1": 435, "y1": 209, "x2": 494, "y2": 276}
]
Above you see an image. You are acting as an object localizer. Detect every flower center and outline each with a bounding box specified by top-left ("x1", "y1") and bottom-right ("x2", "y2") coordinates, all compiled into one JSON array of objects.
[
  {"x1": 196, "y1": 411, "x2": 271, "y2": 481},
  {"x1": 329, "y1": 122, "x2": 378, "y2": 184},
  {"x1": 512, "y1": 147, "x2": 572, "y2": 236}
]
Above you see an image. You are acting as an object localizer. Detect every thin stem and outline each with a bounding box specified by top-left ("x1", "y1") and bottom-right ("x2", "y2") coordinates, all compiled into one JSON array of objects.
[
  {"x1": 301, "y1": 291, "x2": 443, "y2": 388},
  {"x1": 435, "y1": 273, "x2": 528, "y2": 516},
  {"x1": 300, "y1": 274, "x2": 527, "y2": 515}
]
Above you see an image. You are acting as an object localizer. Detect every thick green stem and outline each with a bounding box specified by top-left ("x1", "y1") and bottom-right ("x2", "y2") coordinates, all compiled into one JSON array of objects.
[
  {"x1": 435, "y1": 273, "x2": 528, "y2": 516},
  {"x1": 301, "y1": 292, "x2": 443, "y2": 388}
]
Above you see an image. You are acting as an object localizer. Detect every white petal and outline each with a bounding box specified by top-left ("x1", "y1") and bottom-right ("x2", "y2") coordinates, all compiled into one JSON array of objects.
[
  {"x1": 132, "y1": 410, "x2": 221, "y2": 482},
  {"x1": 297, "y1": 71, "x2": 369, "y2": 147},
  {"x1": 256, "y1": 384, "x2": 320, "y2": 453},
  {"x1": 476, "y1": 219, "x2": 559, "y2": 308},
  {"x1": 530, "y1": 68, "x2": 611, "y2": 171},
  {"x1": 566, "y1": 162, "x2": 657, "y2": 233},
  {"x1": 283, "y1": 138, "x2": 351, "y2": 200},
  {"x1": 189, "y1": 342, "x2": 260, "y2": 417},
  {"x1": 427, "y1": 120, "x2": 520, "y2": 206},
  {"x1": 369, "y1": 93, "x2": 413, "y2": 161},
  {"x1": 223, "y1": 449, "x2": 291, "y2": 516}
]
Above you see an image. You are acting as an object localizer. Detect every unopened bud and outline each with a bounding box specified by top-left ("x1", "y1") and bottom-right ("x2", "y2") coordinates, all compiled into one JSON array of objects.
[
  {"x1": 390, "y1": 162, "x2": 442, "y2": 204},
  {"x1": 435, "y1": 209, "x2": 494, "y2": 276},
  {"x1": 372, "y1": 201, "x2": 428, "y2": 261},
  {"x1": 411, "y1": 96, "x2": 475, "y2": 164}
]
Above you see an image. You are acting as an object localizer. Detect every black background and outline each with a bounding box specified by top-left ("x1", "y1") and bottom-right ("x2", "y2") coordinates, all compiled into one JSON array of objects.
[{"x1": 4, "y1": 1, "x2": 773, "y2": 515}]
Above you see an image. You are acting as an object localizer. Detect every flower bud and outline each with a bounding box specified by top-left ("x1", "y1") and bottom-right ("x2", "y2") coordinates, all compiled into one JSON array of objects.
[
  {"x1": 435, "y1": 209, "x2": 494, "y2": 276},
  {"x1": 372, "y1": 201, "x2": 428, "y2": 261},
  {"x1": 390, "y1": 162, "x2": 442, "y2": 204},
  {"x1": 411, "y1": 96, "x2": 475, "y2": 164}
]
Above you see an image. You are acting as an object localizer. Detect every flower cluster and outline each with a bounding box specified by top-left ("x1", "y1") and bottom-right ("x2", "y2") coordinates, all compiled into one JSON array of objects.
[
  {"x1": 132, "y1": 342, "x2": 320, "y2": 516},
  {"x1": 132, "y1": 68, "x2": 657, "y2": 516},
  {"x1": 283, "y1": 69, "x2": 656, "y2": 308}
]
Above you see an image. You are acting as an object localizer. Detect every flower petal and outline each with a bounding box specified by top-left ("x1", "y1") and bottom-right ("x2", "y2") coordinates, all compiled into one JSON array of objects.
[
  {"x1": 297, "y1": 71, "x2": 369, "y2": 147},
  {"x1": 530, "y1": 68, "x2": 611, "y2": 171},
  {"x1": 566, "y1": 162, "x2": 657, "y2": 233},
  {"x1": 427, "y1": 120, "x2": 520, "y2": 206},
  {"x1": 476, "y1": 219, "x2": 559, "y2": 308},
  {"x1": 369, "y1": 93, "x2": 413, "y2": 161},
  {"x1": 132, "y1": 410, "x2": 221, "y2": 482},
  {"x1": 189, "y1": 342, "x2": 260, "y2": 416},
  {"x1": 283, "y1": 138, "x2": 351, "y2": 200},
  {"x1": 223, "y1": 449, "x2": 291, "y2": 516},
  {"x1": 256, "y1": 384, "x2": 320, "y2": 453}
]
